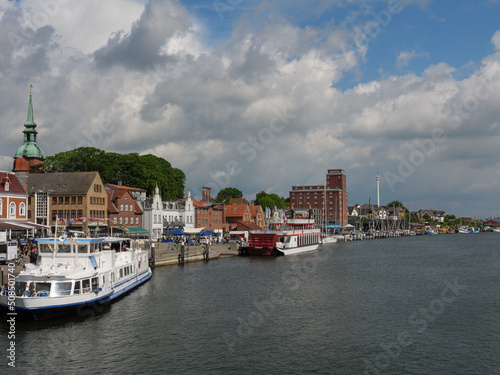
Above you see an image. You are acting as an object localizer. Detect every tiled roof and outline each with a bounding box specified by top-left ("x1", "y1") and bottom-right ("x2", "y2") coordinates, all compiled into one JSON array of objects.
[
  {"x1": 224, "y1": 204, "x2": 249, "y2": 217},
  {"x1": 105, "y1": 183, "x2": 146, "y2": 192},
  {"x1": 0, "y1": 171, "x2": 26, "y2": 195},
  {"x1": 27, "y1": 172, "x2": 100, "y2": 195}
]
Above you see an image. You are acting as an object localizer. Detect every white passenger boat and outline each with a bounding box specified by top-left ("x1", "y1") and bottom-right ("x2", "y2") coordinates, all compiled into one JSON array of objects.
[{"x1": 0, "y1": 236, "x2": 152, "y2": 320}]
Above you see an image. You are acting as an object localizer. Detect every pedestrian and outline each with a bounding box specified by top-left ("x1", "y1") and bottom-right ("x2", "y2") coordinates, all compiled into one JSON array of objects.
[{"x1": 30, "y1": 248, "x2": 38, "y2": 264}]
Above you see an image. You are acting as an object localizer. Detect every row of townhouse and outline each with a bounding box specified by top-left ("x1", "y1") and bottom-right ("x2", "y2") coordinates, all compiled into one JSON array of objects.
[
  {"x1": 348, "y1": 204, "x2": 446, "y2": 223},
  {"x1": 1, "y1": 171, "x2": 268, "y2": 240}
]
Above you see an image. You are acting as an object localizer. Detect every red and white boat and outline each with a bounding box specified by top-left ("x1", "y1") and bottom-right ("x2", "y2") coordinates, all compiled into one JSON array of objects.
[{"x1": 244, "y1": 218, "x2": 321, "y2": 256}]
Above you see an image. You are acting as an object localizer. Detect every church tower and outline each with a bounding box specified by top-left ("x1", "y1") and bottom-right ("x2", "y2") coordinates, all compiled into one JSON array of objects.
[{"x1": 13, "y1": 89, "x2": 45, "y2": 176}]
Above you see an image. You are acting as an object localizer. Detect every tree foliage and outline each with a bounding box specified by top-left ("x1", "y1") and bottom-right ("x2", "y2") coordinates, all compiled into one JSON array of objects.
[
  {"x1": 214, "y1": 187, "x2": 243, "y2": 204},
  {"x1": 43, "y1": 147, "x2": 185, "y2": 200},
  {"x1": 255, "y1": 191, "x2": 285, "y2": 210},
  {"x1": 386, "y1": 200, "x2": 404, "y2": 208}
]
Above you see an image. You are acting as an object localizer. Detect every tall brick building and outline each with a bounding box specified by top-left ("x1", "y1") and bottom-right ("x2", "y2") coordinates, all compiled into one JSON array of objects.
[{"x1": 289, "y1": 169, "x2": 348, "y2": 227}]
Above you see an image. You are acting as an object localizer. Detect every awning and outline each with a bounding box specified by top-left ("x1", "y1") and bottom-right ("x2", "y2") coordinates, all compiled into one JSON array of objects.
[
  {"x1": 183, "y1": 227, "x2": 205, "y2": 234},
  {"x1": 117, "y1": 227, "x2": 149, "y2": 234},
  {"x1": 0, "y1": 221, "x2": 49, "y2": 230},
  {"x1": 165, "y1": 229, "x2": 187, "y2": 235},
  {"x1": 198, "y1": 230, "x2": 214, "y2": 235}
]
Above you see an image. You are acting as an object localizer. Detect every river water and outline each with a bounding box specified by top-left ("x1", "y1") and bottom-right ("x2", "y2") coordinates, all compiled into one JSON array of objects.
[{"x1": 2, "y1": 233, "x2": 499, "y2": 374}]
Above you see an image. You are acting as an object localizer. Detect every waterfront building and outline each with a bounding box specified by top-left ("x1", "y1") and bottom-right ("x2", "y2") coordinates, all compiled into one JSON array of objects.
[
  {"x1": 143, "y1": 186, "x2": 196, "y2": 240},
  {"x1": 106, "y1": 187, "x2": 144, "y2": 232},
  {"x1": 289, "y1": 169, "x2": 348, "y2": 227},
  {"x1": 142, "y1": 184, "x2": 164, "y2": 241},
  {"x1": 193, "y1": 200, "x2": 224, "y2": 233},
  {"x1": 26, "y1": 172, "x2": 108, "y2": 236}
]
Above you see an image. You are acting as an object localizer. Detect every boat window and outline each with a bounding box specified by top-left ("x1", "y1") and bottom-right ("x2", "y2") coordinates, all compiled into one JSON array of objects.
[
  {"x1": 119, "y1": 269, "x2": 123, "y2": 278},
  {"x1": 74, "y1": 281, "x2": 81, "y2": 294},
  {"x1": 82, "y1": 279, "x2": 91, "y2": 293},
  {"x1": 53, "y1": 282, "x2": 72, "y2": 296},
  {"x1": 30, "y1": 282, "x2": 51, "y2": 297},
  {"x1": 91, "y1": 277, "x2": 98, "y2": 292},
  {"x1": 39, "y1": 244, "x2": 54, "y2": 253},
  {"x1": 111, "y1": 272, "x2": 115, "y2": 282},
  {"x1": 102, "y1": 275, "x2": 105, "y2": 285},
  {"x1": 58, "y1": 244, "x2": 71, "y2": 253},
  {"x1": 78, "y1": 245, "x2": 88, "y2": 254},
  {"x1": 284, "y1": 237, "x2": 291, "y2": 243},
  {"x1": 14, "y1": 282, "x2": 28, "y2": 296}
]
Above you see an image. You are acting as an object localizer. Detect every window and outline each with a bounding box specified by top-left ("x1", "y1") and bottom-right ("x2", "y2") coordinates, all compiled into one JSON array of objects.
[
  {"x1": 119, "y1": 217, "x2": 123, "y2": 224},
  {"x1": 19, "y1": 203, "x2": 26, "y2": 216},
  {"x1": 119, "y1": 269, "x2": 123, "y2": 278},
  {"x1": 74, "y1": 281, "x2": 81, "y2": 294},
  {"x1": 65, "y1": 197, "x2": 70, "y2": 204},
  {"x1": 78, "y1": 196, "x2": 82, "y2": 204},
  {"x1": 52, "y1": 210, "x2": 57, "y2": 221},
  {"x1": 91, "y1": 277, "x2": 98, "y2": 292},
  {"x1": 125, "y1": 204, "x2": 128, "y2": 212},
  {"x1": 136, "y1": 217, "x2": 139, "y2": 225},
  {"x1": 65, "y1": 210, "x2": 70, "y2": 218},
  {"x1": 82, "y1": 279, "x2": 91, "y2": 293},
  {"x1": 120, "y1": 204, "x2": 123, "y2": 211},
  {"x1": 77, "y1": 210, "x2": 82, "y2": 218},
  {"x1": 53, "y1": 282, "x2": 72, "y2": 296},
  {"x1": 125, "y1": 217, "x2": 128, "y2": 225},
  {"x1": 71, "y1": 210, "x2": 76, "y2": 219},
  {"x1": 9, "y1": 202, "x2": 16, "y2": 217},
  {"x1": 58, "y1": 210, "x2": 63, "y2": 219},
  {"x1": 59, "y1": 197, "x2": 63, "y2": 204},
  {"x1": 71, "y1": 197, "x2": 76, "y2": 204}
]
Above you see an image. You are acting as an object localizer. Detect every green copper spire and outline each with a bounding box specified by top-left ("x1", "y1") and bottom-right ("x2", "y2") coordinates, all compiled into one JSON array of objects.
[
  {"x1": 14, "y1": 87, "x2": 45, "y2": 159},
  {"x1": 24, "y1": 90, "x2": 35, "y2": 126}
]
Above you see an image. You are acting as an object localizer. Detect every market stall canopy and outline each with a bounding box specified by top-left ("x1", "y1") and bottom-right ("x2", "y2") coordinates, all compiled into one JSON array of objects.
[
  {"x1": 326, "y1": 225, "x2": 343, "y2": 228},
  {"x1": 183, "y1": 227, "x2": 205, "y2": 234},
  {"x1": 165, "y1": 230, "x2": 188, "y2": 235},
  {"x1": 198, "y1": 230, "x2": 214, "y2": 236}
]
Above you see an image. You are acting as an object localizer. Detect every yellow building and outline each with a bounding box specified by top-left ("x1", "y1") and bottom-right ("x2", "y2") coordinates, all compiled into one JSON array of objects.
[{"x1": 27, "y1": 172, "x2": 108, "y2": 236}]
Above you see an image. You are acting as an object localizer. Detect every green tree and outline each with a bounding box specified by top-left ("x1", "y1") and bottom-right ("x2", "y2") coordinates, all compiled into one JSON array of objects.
[
  {"x1": 215, "y1": 187, "x2": 243, "y2": 204},
  {"x1": 386, "y1": 200, "x2": 404, "y2": 207},
  {"x1": 43, "y1": 147, "x2": 185, "y2": 200},
  {"x1": 255, "y1": 192, "x2": 285, "y2": 210},
  {"x1": 423, "y1": 213, "x2": 432, "y2": 222}
]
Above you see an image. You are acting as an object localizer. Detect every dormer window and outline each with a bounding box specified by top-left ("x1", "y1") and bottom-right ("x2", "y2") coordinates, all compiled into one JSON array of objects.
[{"x1": 4, "y1": 181, "x2": 9, "y2": 191}]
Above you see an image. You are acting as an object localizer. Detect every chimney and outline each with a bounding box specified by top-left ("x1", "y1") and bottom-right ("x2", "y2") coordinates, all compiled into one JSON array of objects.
[{"x1": 202, "y1": 187, "x2": 211, "y2": 202}]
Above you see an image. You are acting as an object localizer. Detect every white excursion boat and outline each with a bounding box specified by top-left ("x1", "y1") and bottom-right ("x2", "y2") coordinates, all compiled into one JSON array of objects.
[
  {"x1": 1, "y1": 236, "x2": 152, "y2": 320},
  {"x1": 244, "y1": 218, "x2": 321, "y2": 256}
]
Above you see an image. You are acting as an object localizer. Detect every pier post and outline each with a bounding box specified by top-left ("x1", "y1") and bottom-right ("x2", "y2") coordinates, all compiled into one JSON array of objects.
[
  {"x1": 178, "y1": 245, "x2": 185, "y2": 265},
  {"x1": 150, "y1": 243, "x2": 156, "y2": 269}
]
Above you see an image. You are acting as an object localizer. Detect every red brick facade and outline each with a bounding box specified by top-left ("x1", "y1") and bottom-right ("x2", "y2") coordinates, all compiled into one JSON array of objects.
[{"x1": 289, "y1": 169, "x2": 348, "y2": 226}]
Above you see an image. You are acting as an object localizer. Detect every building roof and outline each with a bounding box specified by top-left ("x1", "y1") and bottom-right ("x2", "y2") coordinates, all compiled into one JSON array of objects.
[
  {"x1": 104, "y1": 183, "x2": 146, "y2": 192},
  {"x1": 229, "y1": 197, "x2": 249, "y2": 205},
  {"x1": 27, "y1": 172, "x2": 101, "y2": 195},
  {"x1": 106, "y1": 188, "x2": 143, "y2": 214},
  {"x1": 224, "y1": 204, "x2": 250, "y2": 218},
  {"x1": 249, "y1": 205, "x2": 263, "y2": 217},
  {"x1": 0, "y1": 171, "x2": 26, "y2": 195},
  {"x1": 14, "y1": 93, "x2": 45, "y2": 159},
  {"x1": 233, "y1": 220, "x2": 262, "y2": 231}
]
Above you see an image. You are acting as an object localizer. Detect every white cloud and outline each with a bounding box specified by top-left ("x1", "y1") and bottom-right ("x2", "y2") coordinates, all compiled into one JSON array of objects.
[
  {"x1": 2, "y1": 1, "x2": 500, "y2": 217},
  {"x1": 492, "y1": 29, "x2": 500, "y2": 51},
  {"x1": 396, "y1": 49, "x2": 429, "y2": 69}
]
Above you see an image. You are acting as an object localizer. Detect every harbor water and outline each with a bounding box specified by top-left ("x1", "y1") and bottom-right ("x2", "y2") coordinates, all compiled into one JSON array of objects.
[{"x1": 2, "y1": 233, "x2": 499, "y2": 374}]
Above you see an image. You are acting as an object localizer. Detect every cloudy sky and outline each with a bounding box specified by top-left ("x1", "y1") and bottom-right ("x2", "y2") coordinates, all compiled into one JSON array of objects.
[{"x1": 1, "y1": 0, "x2": 500, "y2": 218}]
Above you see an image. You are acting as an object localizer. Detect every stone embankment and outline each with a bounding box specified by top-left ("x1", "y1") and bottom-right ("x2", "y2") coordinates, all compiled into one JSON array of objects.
[{"x1": 151, "y1": 242, "x2": 239, "y2": 267}]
